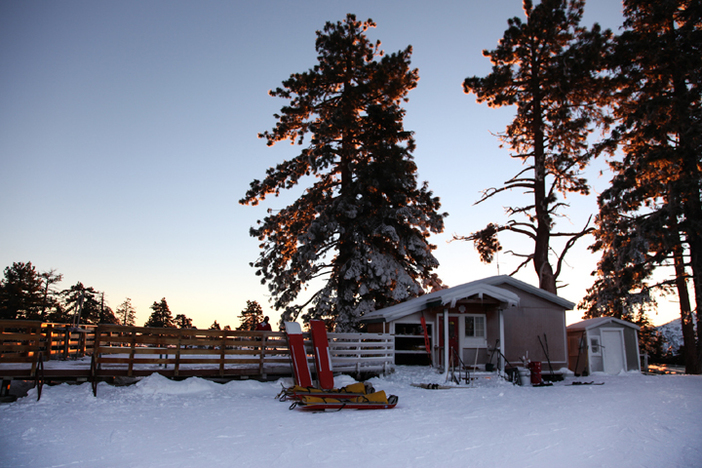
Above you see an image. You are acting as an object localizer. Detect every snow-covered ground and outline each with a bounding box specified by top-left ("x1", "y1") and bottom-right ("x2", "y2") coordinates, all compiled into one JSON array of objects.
[{"x1": 1, "y1": 367, "x2": 700, "y2": 468}]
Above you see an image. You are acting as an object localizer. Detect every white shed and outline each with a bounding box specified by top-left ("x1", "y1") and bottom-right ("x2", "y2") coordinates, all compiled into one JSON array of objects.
[{"x1": 567, "y1": 317, "x2": 641, "y2": 375}]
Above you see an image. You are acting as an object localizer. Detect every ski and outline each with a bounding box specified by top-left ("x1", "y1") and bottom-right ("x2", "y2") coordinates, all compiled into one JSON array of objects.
[
  {"x1": 284, "y1": 322, "x2": 313, "y2": 388},
  {"x1": 310, "y1": 320, "x2": 334, "y2": 390}
]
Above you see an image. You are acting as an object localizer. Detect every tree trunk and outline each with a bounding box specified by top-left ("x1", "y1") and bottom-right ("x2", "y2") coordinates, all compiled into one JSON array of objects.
[
  {"x1": 673, "y1": 237, "x2": 699, "y2": 374},
  {"x1": 531, "y1": 81, "x2": 557, "y2": 294},
  {"x1": 671, "y1": 51, "x2": 702, "y2": 373}
]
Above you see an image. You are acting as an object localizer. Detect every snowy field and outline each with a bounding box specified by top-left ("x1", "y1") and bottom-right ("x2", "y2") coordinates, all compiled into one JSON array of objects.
[{"x1": 1, "y1": 367, "x2": 700, "y2": 468}]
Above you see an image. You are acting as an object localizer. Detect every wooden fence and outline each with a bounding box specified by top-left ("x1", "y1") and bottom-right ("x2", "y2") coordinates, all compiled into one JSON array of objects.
[
  {"x1": 328, "y1": 332, "x2": 395, "y2": 376},
  {"x1": 93, "y1": 325, "x2": 292, "y2": 380},
  {"x1": 0, "y1": 321, "x2": 97, "y2": 372},
  {"x1": 0, "y1": 320, "x2": 395, "y2": 388}
]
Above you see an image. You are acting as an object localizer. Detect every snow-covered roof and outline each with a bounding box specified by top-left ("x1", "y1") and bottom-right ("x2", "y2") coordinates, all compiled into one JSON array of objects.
[
  {"x1": 361, "y1": 275, "x2": 574, "y2": 323},
  {"x1": 567, "y1": 316, "x2": 640, "y2": 332}
]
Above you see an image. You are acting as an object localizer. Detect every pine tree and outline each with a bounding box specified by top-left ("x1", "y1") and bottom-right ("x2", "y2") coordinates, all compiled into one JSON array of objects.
[
  {"x1": 0, "y1": 262, "x2": 44, "y2": 320},
  {"x1": 39, "y1": 269, "x2": 63, "y2": 321},
  {"x1": 116, "y1": 298, "x2": 137, "y2": 327},
  {"x1": 585, "y1": 0, "x2": 702, "y2": 372},
  {"x1": 240, "y1": 14, "x2": 445, "y2": 330},
  {"x1": 237, "y1": 300, "x2": 263, "y2": 331},
  {"x1": 208, "y1": 320, "x2": 221, "y2": 330},
  {"x1": 458, "y1": 0, "x2": 612, "y2": 293},
  {"x1": 144, "y1": 298, "x2": 175, "y2": 328},
  {"x1": 174, "y1": 314, "x2": 193, "y2": 329},
  {"x1": 61, "y1": 282, "x2": 117, "y2": 325}
]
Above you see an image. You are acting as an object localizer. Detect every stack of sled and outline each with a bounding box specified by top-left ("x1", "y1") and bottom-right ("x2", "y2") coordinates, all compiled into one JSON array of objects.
[{"x1": 278, "y1": 320, "x2": 398, "y2": 412}]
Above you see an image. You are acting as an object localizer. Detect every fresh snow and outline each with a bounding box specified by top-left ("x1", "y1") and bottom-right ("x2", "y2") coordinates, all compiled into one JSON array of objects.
[{"x1": 1, "y1": 367, "x2": 701, "y2": 468}]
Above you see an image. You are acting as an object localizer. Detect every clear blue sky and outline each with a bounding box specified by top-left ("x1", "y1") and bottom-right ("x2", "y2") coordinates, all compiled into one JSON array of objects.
[{"x1": 1, "y1": 1, "x2": 676, "y2": 328}]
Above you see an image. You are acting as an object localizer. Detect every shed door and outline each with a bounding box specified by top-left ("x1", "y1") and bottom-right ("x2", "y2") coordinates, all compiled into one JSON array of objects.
[{"x1": 602, "y1": 329, "x2": 625, "y2": 374}]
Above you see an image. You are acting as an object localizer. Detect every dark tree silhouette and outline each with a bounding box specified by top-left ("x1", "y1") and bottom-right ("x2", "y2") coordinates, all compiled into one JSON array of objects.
[
  {"x1": 0, "y1": 262, "x2": 44, "y2": 320},
  {"x1": 144, "y1": 298, "x2": 175, "y2": 328},
  {"x1": 237, "y1": 300, "x2": 264, "y2": 331}
]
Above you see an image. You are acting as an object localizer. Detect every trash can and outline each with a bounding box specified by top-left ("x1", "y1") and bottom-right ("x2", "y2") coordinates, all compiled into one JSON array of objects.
[
  {"x1": 518, "y1": 367, "x2": 531, "y2": 387},
  {"x1": 528, "y1": 361, "x2": 542, "y2": 385}
]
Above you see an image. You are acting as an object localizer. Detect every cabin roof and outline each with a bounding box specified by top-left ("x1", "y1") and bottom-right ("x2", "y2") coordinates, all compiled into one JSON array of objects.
[{"x1": 361, "y1": 275, "x2": 575, "y2": 323}]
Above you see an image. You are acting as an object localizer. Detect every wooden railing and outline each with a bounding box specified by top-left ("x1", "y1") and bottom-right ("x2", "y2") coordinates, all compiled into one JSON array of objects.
[
  {"x1": 0, "y1": 321, "x2": 96, "y2": 365},
  {"x1": 328, "y1": 332, "x2": 395, "y2": 376},
  {"x1": 0, "y1": 320, "x2": 395, "y2": 384},
  {"x1": 93, "y1": 325, "x2": 291, "y2": 379}
]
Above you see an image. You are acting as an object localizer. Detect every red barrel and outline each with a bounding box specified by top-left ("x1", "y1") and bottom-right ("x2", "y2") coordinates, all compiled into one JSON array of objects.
[{"x1": 528, "y1": 361, "x2": 542, "y2": 385}]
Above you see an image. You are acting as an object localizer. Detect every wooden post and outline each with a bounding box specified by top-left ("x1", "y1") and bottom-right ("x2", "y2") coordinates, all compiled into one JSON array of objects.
[
  {"x1": 174, "y1": 331, "x2": 181, "y2": 377},
  {"x1": 78, "y1": 329, "x2": 86, "y2": 357},
  {"x1": 44, "y1": 324, "x2": 53, "y2": 361},
  {"x1": 29, "y1": 325, "x2": 39, "y2": 376},
  {"x1": 219, "y1": 332, "x2": 226, "y2": 377},
  {"x1": 63, "y1": 328, "x2": 70, "y2": 360},
  {"x1": 259, "y1": 332, "x2": 267, "y2": 379},
  {"x1": 128, "y1": 329, "x2": 136, "y2": 377}
]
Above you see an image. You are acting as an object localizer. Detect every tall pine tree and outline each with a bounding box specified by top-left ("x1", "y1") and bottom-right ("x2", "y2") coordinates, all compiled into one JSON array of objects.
[
  {"x1": 0, "y1": 262, "x2": 44, "y2": 320},
  {"x1": 458, "y1": 0, "x2": 611, "y2": 293},
  {"x1": 241, "y1": 14, "x2": 445, "y2": 330},
  {"x1": 237, "y1": 300, "x2": 263, "y2": 331},
  {"x1": 144, "y1": 298, "x2": 175, "y2": 328},
  {"x1": 62, "y1": 282, "x2": 118, "y2": 325},
  {"x1": 116, "y1": 298, "x2": 137, "y2": 327},
  {"x1": 585, "y1": 0, "x2": 702, "y2": 372}
]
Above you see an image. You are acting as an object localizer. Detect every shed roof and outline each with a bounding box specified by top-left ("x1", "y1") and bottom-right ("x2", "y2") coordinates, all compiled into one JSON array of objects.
[
  {"x1": 361, "y1": 275, "x2": 575, "y2": 323},
  {"x1": 567, "y1": 316, "x2": 640, "y2": 332}
]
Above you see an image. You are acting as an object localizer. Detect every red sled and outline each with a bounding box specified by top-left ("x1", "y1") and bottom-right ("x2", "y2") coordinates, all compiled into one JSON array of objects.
[
  {"x1": 310, "y1": 320, "x2": 334, "y2": 390},
  {"x1": 290, "y1": 390, "x2": 398, "y2": 411}
]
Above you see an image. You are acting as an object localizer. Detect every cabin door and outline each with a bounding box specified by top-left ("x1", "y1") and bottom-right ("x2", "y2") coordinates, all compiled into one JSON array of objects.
[{"x1": 438, "y1": 316, "x2": 460, "y2": 366}]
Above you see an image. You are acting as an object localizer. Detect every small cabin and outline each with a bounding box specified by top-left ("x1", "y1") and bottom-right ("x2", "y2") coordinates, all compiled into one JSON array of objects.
[
  {"x1": 360, "y1": 275, "x2": 574, "y2": 374},
  {"x1": 567, "y1": 317, "x2": 641, "y2": 375}
]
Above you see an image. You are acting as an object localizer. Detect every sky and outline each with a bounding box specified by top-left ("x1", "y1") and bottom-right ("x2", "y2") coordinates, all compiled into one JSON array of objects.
[{"x1": 0, "y1": 1, "x2": 681, "y2": 328}]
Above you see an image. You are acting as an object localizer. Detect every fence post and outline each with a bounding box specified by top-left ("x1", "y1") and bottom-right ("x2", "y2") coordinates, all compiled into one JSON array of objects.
[
  {"x1": 259, "y1": 332, "x2": 268, "y2": 379},
  {"x1": 44, "y1": 324, "x2": 53, "y2": 361},
  {"x1": 63, "y1": 327, "x2": 70, "y2": 360},
  {"x1": 174, "y1": 330, "x2": 181, "y2": 377},
  {"x1": 219, "y1": 332, "x2": 226, "y2": 377},
  {"x1": 128, "y1": 329, "x2": 136, "y2": 377}
]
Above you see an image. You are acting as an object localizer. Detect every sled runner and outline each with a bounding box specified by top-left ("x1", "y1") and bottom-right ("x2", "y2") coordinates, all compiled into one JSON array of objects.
[
  {"x1": 289, "y1": 390, "x2": 399, "y2": 411},
  {"x1": 284, "y1": 322, "x2": 313, "y2": 388},
  {"x1": 277, "y1": 381, "x2": 374, "y2": 401},
  {"x1": 310, "y1": 320, "x2": 334, "y2": 390}
]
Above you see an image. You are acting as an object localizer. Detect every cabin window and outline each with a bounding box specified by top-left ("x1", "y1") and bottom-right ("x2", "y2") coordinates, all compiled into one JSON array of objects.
[
  {"x1": 590, "y1": 336, "x2": 601, "y2": 355},
  {"x1": 464, "y1": 315, "x2": 486, "y2": 338}
]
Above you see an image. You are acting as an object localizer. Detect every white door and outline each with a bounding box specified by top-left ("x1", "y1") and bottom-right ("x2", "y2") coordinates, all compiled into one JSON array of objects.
[{"x1": 601, "y1": 329, "x2": 625, "y2": 375}]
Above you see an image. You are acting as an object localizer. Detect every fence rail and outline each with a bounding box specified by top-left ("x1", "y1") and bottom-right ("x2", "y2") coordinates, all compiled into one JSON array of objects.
[{"x1": 0, "y1": 320, "x2": 394, "y2": 386}]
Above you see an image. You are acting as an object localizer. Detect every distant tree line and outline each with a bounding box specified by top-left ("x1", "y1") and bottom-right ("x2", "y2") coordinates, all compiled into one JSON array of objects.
[{"x1": 0, "y1": 261, "x2": 265, "y2": 330}]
